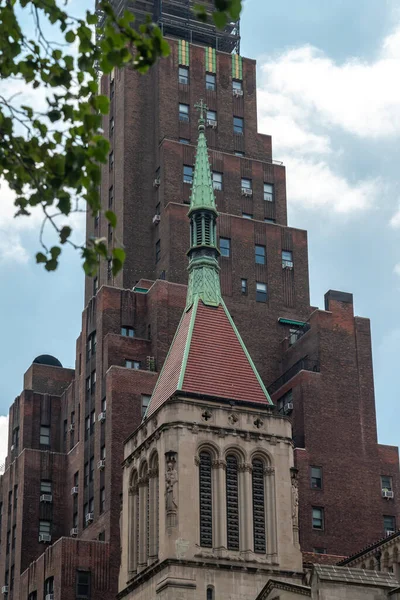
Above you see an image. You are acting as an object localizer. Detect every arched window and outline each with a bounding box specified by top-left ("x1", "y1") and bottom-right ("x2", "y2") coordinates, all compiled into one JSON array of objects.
[
  {"x1": 226, "y1": 454, "x2": 239, "y2": 550},
  {"x1": 199, "y1": 451, "x2": 213, "y2": 547},
  {"x1": 252, "y1": 458, "x2": 266, "y2": 553},
  {"x1": 206, "y1": 586, "x2": 214, "y2": 600}
]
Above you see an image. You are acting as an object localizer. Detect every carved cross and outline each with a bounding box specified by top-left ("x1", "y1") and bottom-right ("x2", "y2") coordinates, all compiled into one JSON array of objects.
[
  {"x1": 254, "y1": 417, "x2": 263, "y2": 429},
  {"x1": 202, "y1": 409, "x2": 212, "y2": 421},
  {"x1": 194, "y1": 99, "x2": 208, "y2": 120}
]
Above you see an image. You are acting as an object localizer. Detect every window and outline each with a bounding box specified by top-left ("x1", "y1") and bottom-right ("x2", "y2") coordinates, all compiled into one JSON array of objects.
[
  {"x1": 233, "y1": 116, "x2": 243, "y2": 134},
  {"x1": 206, "y1": 587, "x2": 214, "y2": 600},
  {"x1": 220, "y1": 237, "x2": 230, "y2": 258},
  {"x1": 109, "y1": 116, "x2": 114, "y2": 136},
  {"x1": 265, "y1": 218, "x2": 276, "y2": 224},
  {"x1": 282, "y1": 250, "x2": 293, "y2": 268},
  {"x1": 241, "y1": 177, "x2": 252, "y2": 191},
  {"x1": 93, "y1": 277, "x2": 98, "y2": 296},
  {"x1": 40, "y1": 425, "x2": 50, "y2": 446},
  {"x1": 179, "y1": 103, "x2": 189, "y2": 122},
  {"x1": 8, "y1": 491, "x2": 12, "y2": 514},
  {"x1": 206, "y1": 72, "x2": 216, "y2": 90},
  {"x1": 83, "y1": 503, "x2": 88, "y2": 527},
  {"x1": 212, "y1": 171, "x2": 222, "y2": 191},
  {"x1": 109, "y1": 78, "x2": 114, "y2": 99},
  {"x1": 183, "y1": 164, "x2": 194, "y2": 184},
  {"x1": 74, "y1": 471, "x2": 79, "y2": 487},
  {"x1": 44, "y1": 577, "x2": 54, "y2": 596},
  {"x1": 241, "y1": 279, "x2": 247, "y2": 294},
  {"x1": 84, "y1": 462, "x2": 89, "y2": 487},
  {"x1": 76, "y1": 570, "x2": 90, "y2": 599},
  {"x1": 252, "y1": 459, "x2": 266, "y2": 553},
  {"x1": 141, "y1": 394, "x2": 151, "y2": 417},
  {"x1": 235, "y1": 151, "x2": 245, "y2": 157},
  {"x1": 242, "y1": 213, "x2": 253, "y2": 219},
  {"x1": 98, "y1": 530, "x2": 105, "y2": 541},
  {"x1": 384, "y1": 515, "x2": 396, "y2": 535},
  {"x1": 255, "y1": 245, "x2": 266, "y2": 265},
  {"x1": 382, "y1": 476, "x2": 393, "y2": 491},
  {"x1": 85, "y1": 417, "x2": 90, "y2": 441},
  {"x1": 28, "y1": 592, "x2": 37, "y2": 600},
  {"x1": 121, "y1": 326, "x2": 135, "y2": 337},
  {"x1": 40, "y1": 480, "x2": 52, "y2": 494},
  {"x1": 90, "y1": 370, "x2": 96, "y2": 394},
  {"x1": 87, "y1": 331, "x2": 96, "y2": 361},
  {"x1": 313, "y1": 547, "x2": 327, "y2": 554},
  {"x1": 155, "y1": 240, "x2": 161, "y2": 263},
  {"x1": 101, "y1": 398, "x2": 107, "y2": 413},
  {"x1": 264, "y1": 183, "x2": 274, "y2": 202},
  {"x1": 89, "y1": 497, "x2": 94, "y2": 513},
  {"x1": 199, "y1": 451, "x2": 213, "y2": 547},
  {"x1": 12, "y1": 525, "x2": 16, "y2": 549},
  {"x1": 109, "y1": 151, "x2": 114, "y2": 170},
  {"x1": 179, "y1": 138, "x2": 190, "y2": 144},
  {"x1": 126, "y1": 360, "x2": 141, "y2": 369},
  {"x1": 39, "y1": 520, "x2": 51, "y2": 536},
  {"x1": 101, "y1": 445, "x2": 106, "y2": 460},
  {"x1": 90, "y1": 411, "x2": 95, "y2": 435},
  {"x1": 10, "y1": 566, "x2": 14, "y2": 591},
  {"x1": 90, "y1": 457, "x2": 94, "y2": 482},
  {"x1": 12, "y1": 486, "x2": 17, "y2": 510},
  {"x1": 13, "y1": 426, "x2": 19, "y2": 450},
  {"x1": 179, "y1": 66, "x2": 189, "y2": 85},
  {"x1": 206, "y1": 109, "x2": 217, "y2": 124},
  {"x1": 107, "y1": 259, "x2": 112, "y2": 281},
  {"x1": 100, "y1": 488, "x2": 105, "y2": 514},
  {"x1": 278, "y1": 390, "x2": 293, "y2": 414},
  {"x1": 311, "y1": 467, "x2": 323, "y2": 490},
  {"x1": 108, "y1": 222, "x2": 112, "y2": 243},
  {"x1": 233, "y1": 80, "x2": 242, "y2": 92},
  {"x1": 312, "y1": 507, "x2": 324, "y2": 530},
  {"x1": 256, "y1": 282, "x2": 267, "y2": 303},
  {"x1": 6, "y1": 531, "x2": 10, "y2": 553},
  {"x1": 226, "y1": 455, "x2": 239, "y2": 550},
  {"x1": 108, "y1": 185, "x2": 114, "y2": 207}
]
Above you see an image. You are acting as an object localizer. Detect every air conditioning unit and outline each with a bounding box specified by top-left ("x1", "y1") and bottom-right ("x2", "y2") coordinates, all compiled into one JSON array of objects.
[
  {"x1": 153, "y1": 177, "x2": 160, "y2": 188},
  {"x1": 283, "y1": 263, "x2": 293, "y2": 270},
  {"x1": 2, "y1": 586, "x2": 9, "y2": 594},
  {"x1": 39, "y1": 533, "x2": 52, "y2": 543},
  {"x1": 97, "y1": 459, "x2": 106, "y2": 470},
  {"x1": 233, "y1": 88, "x2": 243, "y2": 97},
  {"x1": 386, "y1": 530, "x2": 395, "y2": 536},
  {"x1": 382, "y1": 490, "x2": 395, "y2": 499},
  {"x1": 45, "y1": 594, "x2": 54, "y2": 600},
  {"x1": 71, "y1": 486, "x2": 79, "y2": 495},
  {"x1": 69, "y1": 423, "x2": 75, "y2": 432},
  {"x1": 241, "y1": 187, "x2": 253, "y2": 196},
  {"x1": 40, "y1": 494, "x2": 53, "y2": 503},
  {"x1": 206, "y1": 119, "x2": 218, "y2": 128},
  {"x1": 85, "y1": 512, "x2": 94, "y2": 524},
  {"x1": 70, "y1": 527, "x2": 78, "y2": 537},
  {"x1": 284, "y1": 402, "x2": 294, "y2": 414},
  {"x1": 289, "y1": 333, "x2": 298, "y2": 346},
  {"x1": 98, "y1": 412, "x2": 106, "y2": 423},
  {"x1": 152, "y1": 214, "x2": 161, "y2": 225}
]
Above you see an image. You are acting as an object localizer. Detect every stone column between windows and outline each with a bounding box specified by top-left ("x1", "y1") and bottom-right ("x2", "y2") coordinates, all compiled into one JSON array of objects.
[
  {"x1": 265, "y1": 467, "x2": 278, "y2": 561},
  {"x1": 213, "y1": 460, "x2": 226, "y2": 550},
  {"x1": 239, "y1": 464, "x2": 253, "y2": 553},
  {"x1": 138, "y1": 476, "x2": 148, "y2": 570},
  {"x1": 148, "y1": 468, "x2": 159, "y2": 562},
  {"x1": 128, "y1": 484, "x2": 139, "y2": 573}
]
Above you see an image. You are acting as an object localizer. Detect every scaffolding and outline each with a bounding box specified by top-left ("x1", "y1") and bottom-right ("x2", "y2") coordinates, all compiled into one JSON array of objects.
[{"x1": 96, "y1": 0, "x2": 240, "y2": 55}]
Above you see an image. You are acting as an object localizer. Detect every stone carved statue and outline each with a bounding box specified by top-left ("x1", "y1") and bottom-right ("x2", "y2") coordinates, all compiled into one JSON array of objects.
[
  {"x1": 165, "y1": 452, "x2": 178, "y2": 527},
  {"x1": 291, "y1": 468, "x2": 300, "y2": 547}
]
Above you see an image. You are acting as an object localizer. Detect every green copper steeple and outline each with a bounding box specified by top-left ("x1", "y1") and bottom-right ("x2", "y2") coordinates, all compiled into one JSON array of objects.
[{"x1": 186, "y1": 100, "x2": 221, "y2": 310}]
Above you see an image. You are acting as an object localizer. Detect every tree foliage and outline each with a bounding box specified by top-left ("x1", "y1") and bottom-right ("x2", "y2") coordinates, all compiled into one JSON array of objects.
[{"x1": 0, "y1": 0, "x2": 241, "y2": 274}]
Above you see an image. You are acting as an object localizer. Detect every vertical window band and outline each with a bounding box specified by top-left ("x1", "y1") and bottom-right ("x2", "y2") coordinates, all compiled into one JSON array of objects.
[
  {"x1": 252, "y1": 459, "x2": 266, "y2": 553},
  {"x1": 226, "y1": 455, "x2": 240, "y2": 550},
  {"x1": 199, "y1": 452, "x2": 213, "y2": 547}
]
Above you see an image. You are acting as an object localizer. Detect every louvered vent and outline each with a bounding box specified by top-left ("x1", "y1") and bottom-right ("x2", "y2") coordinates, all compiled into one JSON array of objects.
[
  {"x1": 195, "y1": 214, "x2": 202, "y2": 246},
  {"x1": 204, "y1": 215, "x2": 211, "y2": 245},
  {"x1": 226, "y1": 455, "x2": 240, "y2": 550},
  {"x1": 199, "y1": 452, "x2": 213, "y2": 547},
  {"x1": 252, "y1": 459, "x2": 266, "y2": 553}
]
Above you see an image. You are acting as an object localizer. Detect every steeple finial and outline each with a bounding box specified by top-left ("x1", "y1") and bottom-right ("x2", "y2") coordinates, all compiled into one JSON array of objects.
[{"x1": 185, "y1": 99, "x2": 221, "y2": 309}]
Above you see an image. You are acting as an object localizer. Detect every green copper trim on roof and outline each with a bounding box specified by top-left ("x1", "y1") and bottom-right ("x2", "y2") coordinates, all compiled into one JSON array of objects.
[
  {"x1": 179, "y1": 39, "x2": 189, "y2": 66},
  {"x1": 186, "y1": 256, "x2": 221, "y2": 309},
  {"x1": 278, "y1": 317, "x2": 307, "y2": 327},
  {"x1": 232, "y1": 54, "x2": 243, "y2": 80},
  {"x1": 222, "y1": 299, "x2": 273, "y2": 405},
  {"x1": 177, "y1": 297, "x2": 199, "y2": 390},
  {"x1": 188, "y1": 102, "x2": 217, "y2": 216},
  {"x1": 133, "y1": 287, "x2": 149, "y2": 294}
]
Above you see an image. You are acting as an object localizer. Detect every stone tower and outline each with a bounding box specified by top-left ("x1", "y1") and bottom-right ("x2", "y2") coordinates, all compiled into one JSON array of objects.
[{"x1": 118, "y1": 108, "x2": 303, "y2": 600}]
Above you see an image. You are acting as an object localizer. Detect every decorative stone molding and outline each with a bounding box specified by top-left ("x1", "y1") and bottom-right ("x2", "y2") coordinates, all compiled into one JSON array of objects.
[
  {"x1": 212, "y1": 459, "x2": 226, "y2": 470},
  {"x1": 218, "y1": 429, "x2": 226, "y2": 438},
  {"x1": 138, "y1": 475, "x2": 149, "y2": 486},
  {"x1": 201, "y1": 409, "x2": 212, "y2": 422},
  {"x1": 263, "y1": 466, "x2": 275, "y2": 475},
  {"x1": 228, "y1": 413, "x2": 239, "y2": 425},
  {"x1": 128, "y1": 484, "x2": 138, "y2": 495},
  {"x1": 253, "y1": 417, "x2": 264, "y2": 429},
  {"x1": 165, "y1": 451, "x2": 178, "y2": 527}
]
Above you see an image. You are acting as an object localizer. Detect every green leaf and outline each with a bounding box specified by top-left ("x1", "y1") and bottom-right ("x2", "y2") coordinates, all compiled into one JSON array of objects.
[
  {"x1": 36, "y1": 252, "x2": 47, "y2": 264},
  {"x1": 60, "y1": 226, "x2": 72, "y2": 244},
  {"x1": 105, "y1": 210, "x2": 117, "y2": 228},
  {"x1": 65, "y1": 30, "x2": 76, "y2": 43},
  {"x1": 213, "y1": 10, "x2": 227, "y2": 28}
]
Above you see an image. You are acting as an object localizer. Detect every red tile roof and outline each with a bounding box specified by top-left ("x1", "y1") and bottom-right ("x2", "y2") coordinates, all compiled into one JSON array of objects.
[{"x1": 146, "y1": 299, "x2": 271, "y2": 418}]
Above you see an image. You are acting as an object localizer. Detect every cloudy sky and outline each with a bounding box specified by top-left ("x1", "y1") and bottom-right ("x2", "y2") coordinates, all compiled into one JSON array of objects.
[{"x1": 0, "y1": 0, "x2": 399, "y2": 462}]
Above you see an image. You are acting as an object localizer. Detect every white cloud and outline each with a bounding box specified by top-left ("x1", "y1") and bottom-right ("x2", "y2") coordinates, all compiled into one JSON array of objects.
[
  {"x1": 389, "y1": 203, "x2": 400, "y2": 229},
  {"x1": 394, "y1": 263, "x2": 400, "y2": 277},
  {"x1": 0, "y1": 416, "x2": 9, "y2": 468},
  {"x1": 256, "y1": 25, "x2": 400, "y2": 215}
]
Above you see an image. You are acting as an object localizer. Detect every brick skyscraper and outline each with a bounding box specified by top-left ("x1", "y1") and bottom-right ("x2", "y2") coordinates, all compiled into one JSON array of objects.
[{"x1": 0, "y1": 1, "x2": 399, "y2": 599}]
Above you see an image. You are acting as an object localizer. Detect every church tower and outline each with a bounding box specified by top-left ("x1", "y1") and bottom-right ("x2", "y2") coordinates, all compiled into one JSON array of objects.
[{"x1": 118, "y1": 107, "x2": 303, "y2": 600}]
